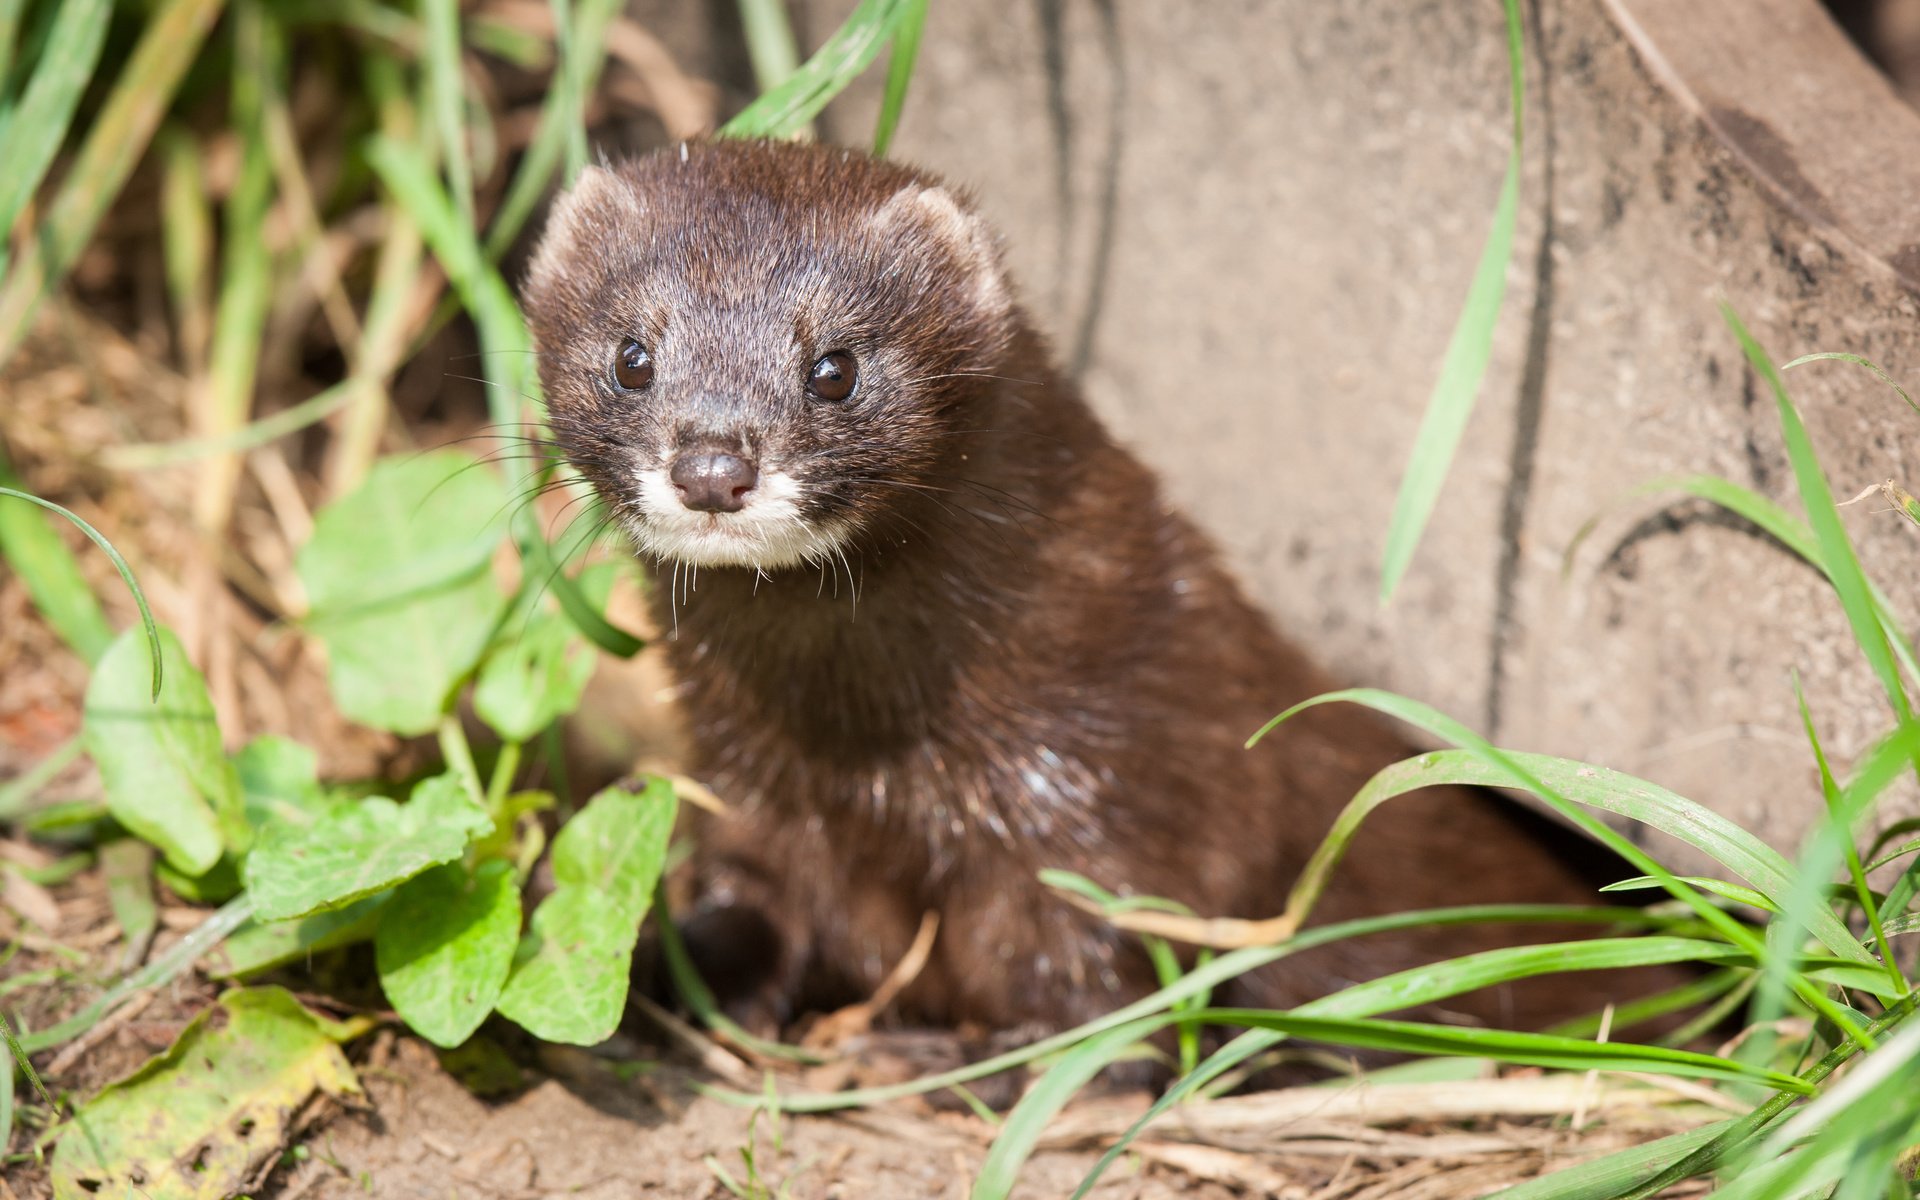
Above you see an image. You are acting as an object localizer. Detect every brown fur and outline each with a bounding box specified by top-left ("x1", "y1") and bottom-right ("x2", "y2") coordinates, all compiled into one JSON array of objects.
[{"x1": 523, "y1": 139, "x2": 1659, "y2": 1040}]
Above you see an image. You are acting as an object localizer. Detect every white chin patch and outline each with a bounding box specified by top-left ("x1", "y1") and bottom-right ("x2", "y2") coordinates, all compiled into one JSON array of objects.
[{"x1": 627, "y1": 467, "x2": 850, "y2": 570}]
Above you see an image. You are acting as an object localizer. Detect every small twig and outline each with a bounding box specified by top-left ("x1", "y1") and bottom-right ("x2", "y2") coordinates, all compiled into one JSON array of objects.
[
  {"x1": 44, "y1": 989, "x2": 155, "y2": 1077},
  {"x1": 626, "y1": 991, "x2": 757, "y2": 1088}
]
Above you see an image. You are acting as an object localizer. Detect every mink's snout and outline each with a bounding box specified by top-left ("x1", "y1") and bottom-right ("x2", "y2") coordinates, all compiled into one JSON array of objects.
[{"x1": 670, "y1": 449, "x2": 758, "y2": 512}]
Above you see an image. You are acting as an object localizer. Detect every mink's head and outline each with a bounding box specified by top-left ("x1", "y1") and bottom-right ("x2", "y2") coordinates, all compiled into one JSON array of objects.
[{"x1": 521, "y1": 139, "x2": 1015, "y2": 571}]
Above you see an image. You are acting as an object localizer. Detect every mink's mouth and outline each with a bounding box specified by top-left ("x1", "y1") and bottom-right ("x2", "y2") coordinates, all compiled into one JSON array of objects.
[{"x1": 624, "y1": 466, "x2": 852, "y2": 570}]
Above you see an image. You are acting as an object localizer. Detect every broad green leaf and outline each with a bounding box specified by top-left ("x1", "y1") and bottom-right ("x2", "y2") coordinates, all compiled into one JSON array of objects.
[
  {"x1": 496, "y1": 780, "x2": 676, "y2": 1043},
  {"x1": 207, "y1": 894, "x2": 388, "y2": 979},
  {"x1": 232, "y1": 734, "x2": 330, "y2": 829},
  {"x1": 156, "y1": 854, "x2": 242, "y2": 904},
  {"x1": 298, "y1": 450, "x2": 509, "y2": 735},
  {"x1": 548, "y1": 776, "x2": 676, "y2": 918},
  {"x1": 493, "y1": 888, "x2": 633, "y2": 1044},
  {"x1": 376, "y1": 860, "x2": 521, "y2": 1047},
  {"x1": 244, "y1": 773, "x2": 492, "y2": 920},
  {"x1": 82, "y1": 626, "x2": 243, "y2": 875},
  {"x1": 473, "y1": 564, "x2": 613, "y2": 741},
  {"x1": 49, "y1": 987, "x2": 362, "y2": 1200}
]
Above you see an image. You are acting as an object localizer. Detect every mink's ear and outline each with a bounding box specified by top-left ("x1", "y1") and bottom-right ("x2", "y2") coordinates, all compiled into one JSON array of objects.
[
  {"x1": 871, "y1": 183, "x2": 1010, "y2": 320},
  {"x1": 524, "y1": 164, "x2": 644, "y2": 308}
]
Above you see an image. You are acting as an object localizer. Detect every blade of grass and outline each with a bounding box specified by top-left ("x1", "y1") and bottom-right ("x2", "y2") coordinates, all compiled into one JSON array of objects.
[
  {"x1": 0, "y1": 454, "x2": 115, "y2": 664},
  {"x1": 0, "y1": 0, "x2": 113, "y2": 278},
  {"x1": 738, "y1": 0, "x2": 803, "y2": 96},
  {"x1": 721, "y1": 0, "x2": 918, "y2": 139},
  {"x1": 1615, "y1": 991, "x2": 1919, "y2": 1200},
  {"x1": 705, "y1": 903, "x2": 1697, "y2": 1113},
  {"x1": 1794, "y1": 677, "x2": 1904, "y2": 992},
  {"x1": 1247, "y1": 742, "x2": 1867, "y2": 966},
  {"x1": 0, "y1": 487, "x2": 161, "y2": 696},
  {"x1": 971, "y1": 1017, "x2": 1165, "y2": 1200},
  {"x1": 0, "y1": 0, "x2": 227, "y2": 366},
  {"x1": 1248, "y1": 690, "x2": 1875, "y2": 1040},
  {"x1": 158, "y1": 128, "x2": 214, "y2": 373},
  {"x1": 1378, "y1": 0, "x2": 1523, "y2": 602},
  {"x1": 546, "y1": 0, "x2": 586, "y2": 178},
  {"x1": 14, "y1": 895, "x2": 254, "y2": 1054},
  {"x1": 422, "y1": 0, "x2": 473, "y2": 230},
  {"x1": 0, "y1": 733, "x2": 82, "y2": 820},
  {"x1": 483, "y1": 0, "x2": 621, "y2": 259},
  {"x1": 1782, "y1": 351, "x2": 1920, "y2": 416},
  {"x1": 193, "y1": 0, "x2": 278, "y2": 536},
  {"x1": 1484, "y1": 1122, "x2": 1735, "y2": 1200},
  {"x1": 1725, "y1": 303, "x2": 1914, "y2": 734},
  {"x1": 0, "y1": 0, "x2": 24, "y2": 92},
  {"x1": 870, "y1": 0, "x2": 926, "y2": 155},
  {"x1": 1563, "y1": 474, "x2": 1920, "y2": 689},
  {"x1": 367, "y1": 134, "x2": 643, "y2": 659}
]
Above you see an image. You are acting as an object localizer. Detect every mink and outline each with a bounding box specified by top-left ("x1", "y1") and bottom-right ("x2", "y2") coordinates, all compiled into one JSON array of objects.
[{"x1": 521, "y1": 138, "x2": 1660, "y2": 1043}]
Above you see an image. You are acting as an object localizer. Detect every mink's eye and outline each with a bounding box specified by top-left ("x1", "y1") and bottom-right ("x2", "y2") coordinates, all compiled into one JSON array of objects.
[
  {"x1": 807, "y1": 351, "x2": 857, "y2": 402},
  {"x1": 612, "y1": 339, "x2": 653, "y2": 391}
]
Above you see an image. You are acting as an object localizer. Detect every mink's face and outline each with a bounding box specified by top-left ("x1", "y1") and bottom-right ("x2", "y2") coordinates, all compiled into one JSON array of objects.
[{"x1": 521, "y1": 141, "x2": 1011, "y2": 572}]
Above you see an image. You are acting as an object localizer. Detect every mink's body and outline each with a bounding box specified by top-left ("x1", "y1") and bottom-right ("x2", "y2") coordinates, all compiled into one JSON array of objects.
[{"x1": 523, "y1": 139, "x2": 1644, "y2": 1039}]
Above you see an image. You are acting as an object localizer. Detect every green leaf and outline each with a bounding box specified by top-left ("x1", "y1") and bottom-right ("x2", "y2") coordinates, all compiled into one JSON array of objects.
[
  {"x1": 473, "y1": 565, "x2": 611, "y2": 741},
  {"x1": 207, "y1": 894, "x2": 388, "y2": 979},
  {"x1": 244, "y1": 773, "x2": 492, "y2": 921},
  {"x1": 49, "y1": 987, "x2": 362, "y2": 1200},
  {"x1": 82, "y1": 626, "x2": 243, "y2": 875},
  {"x1": 298, "y1": 450, "x2": 510, "y2": 734},
  {"x1": 1378, "y1": 0, "x2": 1524, "y2": 601},
  {"x1": 496, "y1": 779, "x2": 676, "y2": 1043},
  {"x1": 232, "y1": 734, "x2": 330, "y2": 829},
  {"x1": 375, "y1": 860, "x2": 521, "y2": 1047}
]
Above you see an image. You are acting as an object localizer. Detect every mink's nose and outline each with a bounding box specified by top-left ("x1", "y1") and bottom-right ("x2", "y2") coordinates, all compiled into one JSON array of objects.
[{"x1": 670, "y1": 451, "x2": 758, "y2": 513}]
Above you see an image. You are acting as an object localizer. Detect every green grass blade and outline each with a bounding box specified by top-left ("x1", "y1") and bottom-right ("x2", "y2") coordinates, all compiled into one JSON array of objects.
[
  {"x1": 15, "y1": 895, "x2": 254, "y2": 1054},
  {"x1": 0, "y1": 0, "x2": 24, "y2": 93},
  {"x1": 1566, "y1": 473, "x2": 1920, "y2": 689},
  {"x1": 1794, "y1": 679, "x2": 1905, "y2": 992},
  {"x1": 1725, "y1": 303, "x2": 1913, "y2": 730},
  {"x1": 721, "y1": 0, "x2": 917, "y2": 140},
  {"x1": 0, "y1": 0, "x2": 226, "y2": 366},
  {"x1": 1249, "y1": 690, "x2": 1873, "y2": 1041},
  {"x1": 0, "y1": 733, "x2": 82, "y2": 820},
  {"x1": 483, "y1": 0, "x2": 621, "y2": 259},
  {"x1": 705, "y1": 903, "x2": 1674, "y2": 1114},
  {"x1": 367, "y1": 133, "x2": 644, "y2": 660},
  {"x1": 970, "y1": 1018, "x2": 1162, "y2": 1200},
  {"x1": 0, "y1": 453, "x2": 115, "y2": 663},
  {"x1": 194, "y1": 0, "x2": 278, "y2": 531},
  {"x1": 870, "y1": 0, "x2": 925, "y2": 156},
  {"x1": 422, "y1": 0, "x2": 473, "y2": 229},
  {"x1": 738, "y1": 0, "x2": 802, "y2": 95},
  {"x1": 0, "y1": 487, "x2": 161, "y2": 696},
  {"x1": 1378, "y1": 0, "x2": 1523, "y2": 602},
  {"x1": 158, "y1": 127, "x2": 214, "y2": 372},
  {"x1": 1783, "y1": 351, "x2": 1920, "y2": 415},
  {"x1": 0, "y1": 0, "x2": 112, "y2": 271},
  {"x1": 1254, "y1": 734, "x2": 1866, "y2": 966},
  {"x1": 1485, "y1": 1122, "x2": 1735, "y2": 1200}
]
